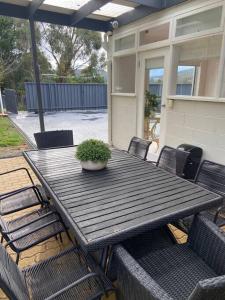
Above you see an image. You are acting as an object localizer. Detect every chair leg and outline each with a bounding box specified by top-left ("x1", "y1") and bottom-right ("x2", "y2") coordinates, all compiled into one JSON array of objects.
[
  {"x1": 16, "y1": 253, "x2": 20, "y2": 265},
  {"x1": 65, "y1": 229, "x2": 72, "y2": 242},
  {"x1": 59, "y1": 232, "x2": 63, "y2": 243}
]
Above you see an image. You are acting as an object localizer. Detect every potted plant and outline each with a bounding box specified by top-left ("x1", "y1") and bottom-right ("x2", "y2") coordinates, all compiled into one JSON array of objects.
[
  {"x1": 76, "y1": 139, "x2": 111, "y2": 171},
  {"x1": 144, "y1": 90, "x2": 159, "y2": 140}
]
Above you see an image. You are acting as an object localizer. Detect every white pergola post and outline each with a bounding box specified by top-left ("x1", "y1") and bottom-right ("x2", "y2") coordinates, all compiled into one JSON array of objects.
[{"x1": 0, "y1": 88, "x2": 4, "y2": 115}]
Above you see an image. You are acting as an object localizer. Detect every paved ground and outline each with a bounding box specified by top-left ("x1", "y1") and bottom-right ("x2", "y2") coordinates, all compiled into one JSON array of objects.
[
  {"x1": 0, "y1": 156, "x2": 188, "y2": 300},
  {"x1": 10, "y1": 110, "x2": 108, "y2": 145}
]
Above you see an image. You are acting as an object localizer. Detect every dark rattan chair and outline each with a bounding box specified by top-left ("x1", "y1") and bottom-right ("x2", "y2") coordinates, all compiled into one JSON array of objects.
[
  {"x1": 128, "y1": 136, "x2": 152, "y2": 160},
  {"x1": 150, "y1": 145, "x2": 190, "y2": 177},
  {"x1": 0, "y1": 244, "x2": 112, "y2": 300},
  {"x1": 107, "y1": 226, "x2": 176, "y2": 281},
  {"x1": 0, "y1": 204, "x2": 70, "y2": 264},
  {"x1": 34, "y1": 130, "x2": 74, "y2": 149},
  {"x1": 175, "y1": 160, "x2": 225, "y2": 233},
  {"x1": 115, "y1": 215, "x2": 225, "y2": 300}
]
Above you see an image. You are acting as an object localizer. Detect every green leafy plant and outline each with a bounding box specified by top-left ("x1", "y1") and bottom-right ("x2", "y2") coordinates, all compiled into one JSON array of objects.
[
  {"x1": 76, "y1": 139, "x2": 111, "y2": 162},
  {"x1": 144, "y1": 90, "x2": 159, "y2": 118}
]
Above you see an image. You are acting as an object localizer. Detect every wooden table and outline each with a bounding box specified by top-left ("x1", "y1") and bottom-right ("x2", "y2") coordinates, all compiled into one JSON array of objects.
[{"x1": 24, "y1": 147, "x2": 222, "y2": 253}]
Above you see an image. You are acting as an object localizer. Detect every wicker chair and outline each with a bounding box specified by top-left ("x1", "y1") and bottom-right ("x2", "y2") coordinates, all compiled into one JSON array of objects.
[
  {"x1": 0, "y1": 244, "x2": 112, "y2": 300},
  {"x1": 0, "y1": 204, "x2": 70, "y2": 264},
  {"x1": 128, "y1": 137, "x2": 152, "y2": 160},
  {"x1": 107, "y1": 226, "x2": 176, "y2": 281},
  {"x1": 150, "y1": 145, "x2": 190, "y2": 177},
  {"x1": 175, "y1": 160, "x2": 225, "y2": 233},
  {"x1": 34, "y1": 130, "x2": 74, "y2": 149},
  {"x1": 115, "y1": 215, "x2": 225, "y2": 300}
]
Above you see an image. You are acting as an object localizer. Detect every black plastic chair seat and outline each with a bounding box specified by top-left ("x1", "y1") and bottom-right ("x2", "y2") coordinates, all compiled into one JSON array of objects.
[
  {"x1": 4, "y1": 211, "x2": 64, "y2": 251},
  {"x1": 139, "y1": 244, "x2": 216, "y2": 300},
  {"x1": 0, "y1": 188, "x2": 40, "y2": 215}
]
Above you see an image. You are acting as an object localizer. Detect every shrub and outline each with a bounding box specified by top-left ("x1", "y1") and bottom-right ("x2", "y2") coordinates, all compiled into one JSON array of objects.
[{"x1": 76, "y1": 139, "x2": 111, "y2": 162}]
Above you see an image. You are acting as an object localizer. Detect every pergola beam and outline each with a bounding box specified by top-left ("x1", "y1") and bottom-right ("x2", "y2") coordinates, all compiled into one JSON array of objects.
[
  {"x1": 71, "y1": 0, "x2": 111, "y2": 26},
  {"x1": 115, "y1": 5, "x2": 157, "y2": 27},
  {"x1": 0, "y1": 2, "x2": 111, "y2": 32},
  {"x1": 128, "y1": 0, "x2": 163, "y2": 9},
  {"x1": 29, "y1": 0, "x2": 45, "y2": 16}
]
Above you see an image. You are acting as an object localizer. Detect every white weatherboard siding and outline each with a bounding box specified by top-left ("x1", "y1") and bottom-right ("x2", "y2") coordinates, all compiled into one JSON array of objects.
[{"x1": 109, "y1": 0, "x2": 225, "y2": 163}]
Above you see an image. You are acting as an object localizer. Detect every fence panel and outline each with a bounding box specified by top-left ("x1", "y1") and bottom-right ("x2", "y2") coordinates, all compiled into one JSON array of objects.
[{"x1": 25, "y1": 82, "x2": 107, "y2": 112}]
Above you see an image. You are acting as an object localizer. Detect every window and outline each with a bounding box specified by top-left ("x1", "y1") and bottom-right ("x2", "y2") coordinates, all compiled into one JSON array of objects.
[
  {"x1": 175, "y1": 6, "x2": 222, "y2": 37},
  {"x1": 115, "y1": 34, "x2": 135, "y2": 52},
  {"x1": 176, "y1": 66, "x2": 196, "y2": 96},
  {"x1": 140, "y1": 23, "x2": 170, "y2": 46},
  {"x1": 113, "y1": 55, "x2": 136, "y2": 93},
  {"x1": 172, "y1": 35, "x2": 222, "y2": 97}
]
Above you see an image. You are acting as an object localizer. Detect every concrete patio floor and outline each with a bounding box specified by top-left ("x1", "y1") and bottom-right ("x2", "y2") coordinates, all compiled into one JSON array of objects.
[
  {"x1": 0, "y1": 156, "x2": 190, "y2": 300},
  {"x1": 10, "y1": 110, "x2": 108, "y2": 145}
]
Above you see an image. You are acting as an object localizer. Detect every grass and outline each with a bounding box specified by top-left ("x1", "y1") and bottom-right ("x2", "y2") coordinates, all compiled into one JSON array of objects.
[{"x1": 0, "y1": 117, "x2": 25, "y2": 147}]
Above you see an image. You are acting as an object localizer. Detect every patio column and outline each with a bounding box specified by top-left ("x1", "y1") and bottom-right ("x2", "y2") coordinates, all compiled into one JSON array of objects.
[{"x1": 29, "y1": 17, "x2": 45, "y2": 132}]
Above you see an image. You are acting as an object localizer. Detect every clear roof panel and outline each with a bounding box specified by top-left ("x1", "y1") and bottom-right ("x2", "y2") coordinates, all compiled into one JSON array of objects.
[
  {"x1": 43, "y1": 0, "x2": 90, "y2": 11},
  {"x1": 93, "y1": 2, "x2": 134, "y2": 18}
]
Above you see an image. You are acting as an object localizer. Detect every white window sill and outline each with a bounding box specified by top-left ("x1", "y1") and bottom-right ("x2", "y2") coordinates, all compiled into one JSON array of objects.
[{"x1": 167, "y1": 95, "x2": 225, "y2": 103}]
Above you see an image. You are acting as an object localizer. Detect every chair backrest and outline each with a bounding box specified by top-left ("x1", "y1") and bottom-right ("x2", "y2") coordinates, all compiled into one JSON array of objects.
[
  {"x1": 157, "y1": 145, "x2": 190, "y2": 177},
  {"x1": 0, "y1": 244, "x2": 29, "y2": 300},
  {"x1": 195, "y1": 160, "x2": 225, "y2": 199},
  {"x1": 34, "y1": 130, "x2": 73, "y2": 149},
  {"x1": 128, "y1": 137, "x2": 152, "y2": 160}
]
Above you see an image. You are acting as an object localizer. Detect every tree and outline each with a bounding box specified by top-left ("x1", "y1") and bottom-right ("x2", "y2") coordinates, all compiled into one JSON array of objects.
[
  {"x1": 40, "y1": 24, "x2": 103, "y2": 82},
  {"x1": 0, "y1": 17, "x2": 29, "y2": 86},
  {"x1": 80, "y1": 52, "x2": 106, "y2": 83}
]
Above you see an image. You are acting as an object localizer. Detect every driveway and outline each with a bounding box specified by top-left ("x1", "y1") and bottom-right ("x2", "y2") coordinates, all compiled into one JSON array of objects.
[{"x1": 10, "y1": 110, "x2": 108, "y2": 146}]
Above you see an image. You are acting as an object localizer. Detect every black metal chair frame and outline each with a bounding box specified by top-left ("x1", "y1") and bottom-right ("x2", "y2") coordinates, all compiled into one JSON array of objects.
[
  {"x1": 0, "y1": 244, "x2": 113, "y2": 300},
  {"x1": 127, "y1": 136, "x2": 152, "y2": 161},
  {"x1": 0, "y1": 204, "x2": 71, "y2": 264},
  {"x1": 0, "y1": 167, "x2": 35, "y2": 197},
  {"x1": 0, "y1": 184, "x2": 47, "y2": 216}
]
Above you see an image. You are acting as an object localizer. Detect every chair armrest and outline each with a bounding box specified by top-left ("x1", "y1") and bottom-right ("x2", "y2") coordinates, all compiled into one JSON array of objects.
[
  {"x1": 0, "y1": 168, "x2": 34, "y2": 185},
  {"x1": 114, "y1": 245, "x2": 173, "y2": 300},
  {"x1": 189, "y1": 275, "x2": 225, "y2": 300},
  {"x1": 188, "y1": 215, "x2": 225, "y2": 275},
  {"x1": 5, "y1": 219, "x2": 61, "y2": 247},
  {"x1": 0, "y1": 185, "x2": 46, "y2": 205},
  {"x1": 44, "y1": 273, "x2": 104, "y2": 300},
  {"x1": 146, "y1": 160, "x2": 157, "y2": 165},
  {"x1": 1, "y1": 211, "x2": 55, "y2": 234}
]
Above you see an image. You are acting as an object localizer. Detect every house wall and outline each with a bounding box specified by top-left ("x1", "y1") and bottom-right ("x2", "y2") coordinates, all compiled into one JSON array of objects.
[
  {"x1": 166, "y1": 100, "x2": 225, "y2": 164},
  {"x1": 109, "y1": 0, "x2": 225, "y2": 164}
]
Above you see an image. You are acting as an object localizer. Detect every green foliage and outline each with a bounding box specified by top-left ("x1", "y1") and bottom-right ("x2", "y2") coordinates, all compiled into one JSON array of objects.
[
  {"x1": 41, "y1": 24, "x2": 104, "y2": 82},
  {"x1": 0, "y1": 17, "x2": 30, "y2": 85},
  {"x1": 76, "y1": 139, "x2": 111, "y2": 162},
  {"x1": 0, "y1": 117, "x2": 24, "y2": 147},
  {"x1": 144, "y1": 90, "x2": 159, "y2": 118}
]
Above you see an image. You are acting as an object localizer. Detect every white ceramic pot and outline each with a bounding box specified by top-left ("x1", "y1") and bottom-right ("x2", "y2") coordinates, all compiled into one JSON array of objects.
[{"x1": 81, "y1": 160, "x2": 108, "y2": 171}]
